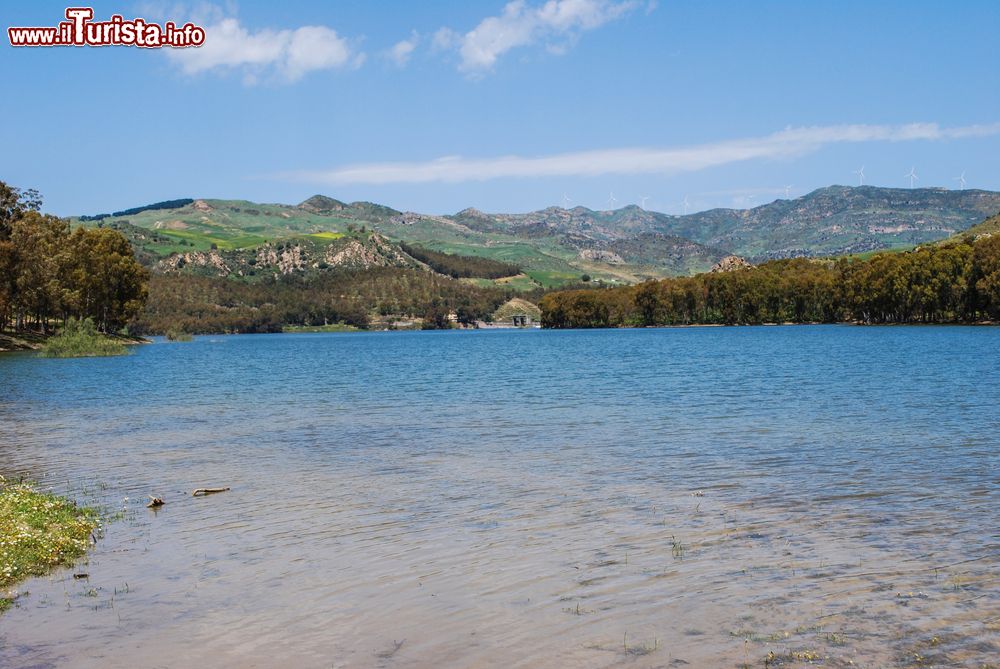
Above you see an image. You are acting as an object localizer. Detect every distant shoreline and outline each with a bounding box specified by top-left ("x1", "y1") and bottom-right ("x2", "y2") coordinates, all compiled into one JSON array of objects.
[
  {"x1": 154, "y1": 320, "x2": 1000, "y2": 340},
  {"x1": 7, "y1": 321, "x2": 995, "y2": 351}
]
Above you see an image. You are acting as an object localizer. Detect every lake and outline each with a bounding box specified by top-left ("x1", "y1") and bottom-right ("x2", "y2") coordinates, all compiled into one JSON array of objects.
[{"x1": 1, "y1": 326, "x2": 999, "y2": 667}]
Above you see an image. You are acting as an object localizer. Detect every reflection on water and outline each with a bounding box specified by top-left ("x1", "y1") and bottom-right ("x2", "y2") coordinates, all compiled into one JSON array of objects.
[{"x1": 1, "y1": 326, "x2": 999, "y2": 667}]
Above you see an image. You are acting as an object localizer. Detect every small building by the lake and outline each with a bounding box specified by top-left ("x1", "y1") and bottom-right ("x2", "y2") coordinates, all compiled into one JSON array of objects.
[{"x1": 478, "y1": 298, "x2": 542, "y2": 328}]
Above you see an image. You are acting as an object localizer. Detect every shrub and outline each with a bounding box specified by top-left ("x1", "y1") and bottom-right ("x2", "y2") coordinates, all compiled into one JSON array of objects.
[{"x1": 40, "y1": 318, "x2": 128, "y2": 358}]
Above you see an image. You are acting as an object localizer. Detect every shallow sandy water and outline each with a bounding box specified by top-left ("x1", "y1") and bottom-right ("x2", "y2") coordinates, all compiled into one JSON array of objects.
[{"x1": 1, "y1": 327, "x2": 998, "y2": 667}]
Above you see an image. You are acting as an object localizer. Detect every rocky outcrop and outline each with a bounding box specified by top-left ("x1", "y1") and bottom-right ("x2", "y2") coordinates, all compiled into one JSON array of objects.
[
  {"x1": 578, "y1": 249, "x2": 625, "y2": 264},
  {"x1": 389, "y1": 212, "x2": 423, "y2": 226},
  {"x1": 327, "y1": 240, "x2": 386, "y2": 267},
  {"x1": 325, "y1": 234, "x2": 411, "y2": 268},
  {"x1": 159, "y1": 250, "x2": 230, "y2": 275},
  {"x1": 710, "y1": 255, "x2": 753, "y2": 273},
  {"x1": 256, "y1": 244, "x2": 307, "y2": 274},
  {"x1": 157, "y1": 233, "x2": 422, "y2": 277}
]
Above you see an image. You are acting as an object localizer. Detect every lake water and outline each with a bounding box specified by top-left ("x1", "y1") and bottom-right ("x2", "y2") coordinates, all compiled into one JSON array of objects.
[{"x1": 1, "y1": 326, "x2": 999, "y2": 667}]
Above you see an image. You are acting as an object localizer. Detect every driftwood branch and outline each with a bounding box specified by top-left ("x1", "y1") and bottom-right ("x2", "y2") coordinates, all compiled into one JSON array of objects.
[
  {"x1": 146, "y1": 495, "x2": 165, "y2": 508},
  {"x1": 192, "y1": 487, "x2": 231, "y2": 497}
]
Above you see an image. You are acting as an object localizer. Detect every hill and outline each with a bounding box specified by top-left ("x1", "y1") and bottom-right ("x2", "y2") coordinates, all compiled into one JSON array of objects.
[
  {"x1": 74, "y1": 186, "x2": 1000, "y2": 288},
  {"x1": 154, "y1": 232, "x2": 423, "y2": 278},
  {"x1": 939, "y1": 211, "x2": 1000, "y2": 245}
]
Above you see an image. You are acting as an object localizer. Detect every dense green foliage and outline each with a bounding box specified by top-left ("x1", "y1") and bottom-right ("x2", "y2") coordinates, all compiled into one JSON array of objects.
[
  {"x1": 39, "y1": 317, "x2": 129, "y2": 357},
  {"x1": 400, "y1": 242, "x2": 521, "y2": 279},
  {"x1": 136, "y1": 268, "x2": 519, "y2": 334},
  {"x1": 540, "y1": 235, "x2": 1000, "y2": 328},
  {"x1": 0, "y1": 181, "x2": 149, "y2": 333}
]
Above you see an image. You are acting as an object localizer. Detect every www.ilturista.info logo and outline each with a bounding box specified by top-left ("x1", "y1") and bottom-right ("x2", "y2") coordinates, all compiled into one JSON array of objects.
[{"x1": 8, "y1": 7, "x2": 205, "y2": 48}]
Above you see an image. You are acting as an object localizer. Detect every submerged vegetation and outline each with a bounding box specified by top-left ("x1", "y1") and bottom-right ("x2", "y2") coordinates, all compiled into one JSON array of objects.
[
  {"x1": 164, "y1": 329, "x2": 193, "y2": 342},
  {"x1": 540, "y1": 234, "x2": 1000, "y2": 328},
  {"x1": 39, "y1": 318, "x2": 129, "y2": 358},
  {"x1": 0, "y1": 476, "x2": 98, "y2": 610}
]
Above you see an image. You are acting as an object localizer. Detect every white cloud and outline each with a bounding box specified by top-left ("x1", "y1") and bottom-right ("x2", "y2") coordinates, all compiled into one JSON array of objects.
[
  {"x1": 385, "y1": 31, "x2": 419, "y2": 67},
  {"x1": 439, "y1": 0, "x2": 641, "y2": 74},
  {"x1": 165, "y1": 14, "x2": 364, "y2": 83},
  {"x1": 281, "y1": 122, "x2": 1000, "y2": 185},
  {"x1": 431, "y1": 27, "x2": 459, "y2": 51}
]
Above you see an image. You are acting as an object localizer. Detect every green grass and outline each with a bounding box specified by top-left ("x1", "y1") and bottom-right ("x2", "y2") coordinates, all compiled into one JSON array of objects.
[
  {"x1": 0, "y1": 476, "x2": 98, "y2": 608},
  {"x1": 157, "y1": 229, "x2": 267, "y2": 250},
  {"x1": 40, "y1": 318, "x2": 129, "y2": 358},
  {"x1": 500, "y1": 275, "x2": 541, "y2": 291},
  {"x1": 307, "y1": 232, "x2": 345, "y2": 241},
  {"x1": 525, "y1": 269, "x2": 587, "y2": 288},
  {"x1": 460, "y1": 274, "x2": 541, "y2": 291}
]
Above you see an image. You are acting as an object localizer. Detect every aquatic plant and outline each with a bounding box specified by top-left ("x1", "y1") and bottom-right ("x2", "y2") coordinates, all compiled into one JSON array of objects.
[
  {"x1": 39, "y1": 318, "x2": 128, "y2": 358},
  {"x1": 0, "y1": 476, "x2": 98, "y2": 610},
  {"x1": 671, "y1": 535, "x2": 684, "y2": 559}
]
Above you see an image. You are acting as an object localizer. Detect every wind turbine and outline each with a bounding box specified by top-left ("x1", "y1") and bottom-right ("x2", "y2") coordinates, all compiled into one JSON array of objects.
[
  {"x1": 682, "y1": 195, "x2": 690, "y2": 215},
  {"x1": 954, "y1": 171, "x2": 967, "y2": 190},
  {"x1": 607, "y1": 192, "x2": 617, "y2": 209},
  {"x1": 784, "y1": 185, "x2": 793, "y2": 198},
  {"x1": 854, "y1": 166, "x2": 865, "y2": 186},
  {"x1": 640, "y1": 195, "x2": 650, "y2": 209},
  {"x1": 905, "y1": 167, "x2": 918, "y2": 188},
  {"x1": 562, "y1": 193, "x2": 572, "y2": 208}
]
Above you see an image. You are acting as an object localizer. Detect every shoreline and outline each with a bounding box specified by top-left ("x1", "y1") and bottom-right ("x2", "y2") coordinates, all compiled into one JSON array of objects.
[
  {"x1": 0, "y1": 330, "x2": 150, "y2": 353},
  {"x1": 135, "y1": 319, "x2": 1000, "y2": 339},
  {"x1": 7, "y1": 321, "x2": 995, "y2": 350}
]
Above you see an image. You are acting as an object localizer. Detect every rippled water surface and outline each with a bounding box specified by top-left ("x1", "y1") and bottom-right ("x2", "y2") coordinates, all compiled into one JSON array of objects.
[{"x1": 1, "y1": 326, "x2": 999, "y2": 668}]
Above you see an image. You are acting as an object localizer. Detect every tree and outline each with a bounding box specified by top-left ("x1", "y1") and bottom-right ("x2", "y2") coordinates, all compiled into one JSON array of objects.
[
  {"x1": 0, "y1": 181, "x2": 42, "y2": 241},
  {"x1": 539, "y1": 236, "x2": 1000, "y2": 329},
  {"x1": 0, "y1": 181, "x2": 149, "y2": 333}
]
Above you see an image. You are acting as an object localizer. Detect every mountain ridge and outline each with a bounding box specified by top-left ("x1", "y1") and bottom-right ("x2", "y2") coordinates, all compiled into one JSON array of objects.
[{"x1": 74, "y1": 185, "x2": 1000, "y2": 287}]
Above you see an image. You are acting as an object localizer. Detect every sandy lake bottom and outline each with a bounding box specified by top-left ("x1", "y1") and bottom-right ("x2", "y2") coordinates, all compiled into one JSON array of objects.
[{"x1": 1, "y1": 326, "x2": 998, "y2": 668}]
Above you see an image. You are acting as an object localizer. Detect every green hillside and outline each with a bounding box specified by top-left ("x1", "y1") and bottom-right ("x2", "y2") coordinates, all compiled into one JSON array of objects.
[
  {"x1": 938, "y1": 211, "x2": 1000, "y2": 244},
  {"x1": 74, "y1": 186, "x2": 1000, "y2": 289}
]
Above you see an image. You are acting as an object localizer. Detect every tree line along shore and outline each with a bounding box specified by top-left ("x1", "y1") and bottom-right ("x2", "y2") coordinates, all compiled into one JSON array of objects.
[
  {"x1": 3, "y1": 179, "x2": 1000, "y2": 344},
  {"x1": 539, "y1": 234, "x2": 1000, "y2": 328}
]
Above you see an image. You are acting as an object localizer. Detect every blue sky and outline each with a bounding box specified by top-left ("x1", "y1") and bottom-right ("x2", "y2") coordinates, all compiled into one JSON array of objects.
[{"x1": 2, "y1": 0, "x2": 998, "y2": 216}]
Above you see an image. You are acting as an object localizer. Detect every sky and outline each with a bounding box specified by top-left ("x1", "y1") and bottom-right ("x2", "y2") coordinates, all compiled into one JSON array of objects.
[{"x1": 1, "y1": 0, "x2": 999, "y2": 217}]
